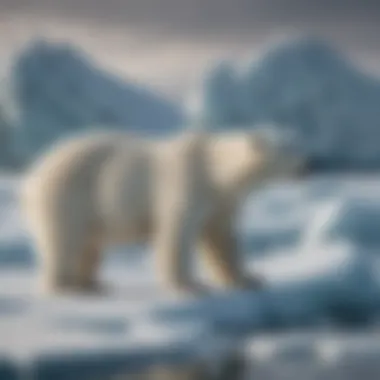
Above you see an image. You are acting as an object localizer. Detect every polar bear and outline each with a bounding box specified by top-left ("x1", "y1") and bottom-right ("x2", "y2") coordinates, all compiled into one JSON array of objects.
[{"x1": 21, "y1": 127, "x2": 306, "y2": 296}]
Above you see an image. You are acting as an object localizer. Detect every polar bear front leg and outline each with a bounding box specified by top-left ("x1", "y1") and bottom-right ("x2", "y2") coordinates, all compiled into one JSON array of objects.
[
  {"x1": 153, "y1": 133, "x2": 211, "y2": 296},
  {"x1": 200, "y1": 211, "x2": 264, "y2": 291},
  {"x1": 153, "y1": 205, "x2": 209, "y2": 296}
]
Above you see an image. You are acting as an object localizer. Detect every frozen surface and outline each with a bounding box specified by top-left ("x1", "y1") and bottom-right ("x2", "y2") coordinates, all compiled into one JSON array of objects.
[{"x1": 1, "y1": 174, "x2": 380, "y2": 378}]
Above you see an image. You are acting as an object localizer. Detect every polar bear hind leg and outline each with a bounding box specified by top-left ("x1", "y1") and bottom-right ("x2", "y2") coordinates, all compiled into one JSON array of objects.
[
  {"x1": 32, "y1": 224, "x2": 83, "y2": 295},
  {"x1": 26, "y1": 196, "x2": 101, "y2": 295}
]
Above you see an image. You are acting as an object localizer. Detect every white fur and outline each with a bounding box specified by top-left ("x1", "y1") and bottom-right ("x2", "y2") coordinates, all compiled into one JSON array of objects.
[{"x1": 21, "y1": 129, "x2": 305, "y2": 296}]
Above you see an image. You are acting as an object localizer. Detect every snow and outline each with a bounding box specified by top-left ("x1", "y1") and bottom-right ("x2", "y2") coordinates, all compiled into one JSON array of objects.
[
  {"x1": 1, "y1": 35, "x2": 380, "y2": 378},
  {"x1": 0, "y1": 174, "x2": 380, "y2": 378}
]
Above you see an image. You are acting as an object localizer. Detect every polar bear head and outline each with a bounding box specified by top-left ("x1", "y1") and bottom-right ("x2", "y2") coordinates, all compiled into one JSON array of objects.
[{"x1": 251, "y1": 125, "x2": 309, "y2": 180}]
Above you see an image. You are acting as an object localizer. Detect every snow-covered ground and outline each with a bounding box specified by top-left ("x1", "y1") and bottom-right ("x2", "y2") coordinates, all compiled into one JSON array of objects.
[{"x1": 2, "y1": 174, "x2": 380, "y2": 379}]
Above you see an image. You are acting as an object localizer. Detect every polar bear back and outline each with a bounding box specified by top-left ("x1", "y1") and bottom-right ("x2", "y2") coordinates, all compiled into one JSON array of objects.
[
  {"x1": 21, "y1": 132, "x2": 153, "y2": 241},
  {"x1": 95, "y1": 141, "x2": 154, "y2": 241}
]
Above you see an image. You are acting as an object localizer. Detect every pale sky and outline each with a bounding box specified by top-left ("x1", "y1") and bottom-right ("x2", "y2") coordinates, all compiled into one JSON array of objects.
[{"x1": 0, "y1": 0, "x2": 380, "y2": 100}]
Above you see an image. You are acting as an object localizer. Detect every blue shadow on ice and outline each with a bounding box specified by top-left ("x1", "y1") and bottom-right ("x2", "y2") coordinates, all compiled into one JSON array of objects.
[
  {"x1": 0, "y1": 241, "x2": 35, "y2": 268},
  {"x1": 152, "y1": 250, "x2": 380, "y2": 334},
  {"x1": 30, "y1": 339, "x2": 204, "y2": 380},
  {"x1": 326, "y1": 199, "x2": 380, "y2": 249}
]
